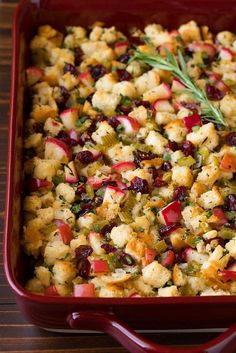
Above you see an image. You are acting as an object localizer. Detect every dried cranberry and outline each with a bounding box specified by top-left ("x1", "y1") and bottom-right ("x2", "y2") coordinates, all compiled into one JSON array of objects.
[
  {"x1": 75, "y1": 245, "x2": 93, "y2": 260},
  {"x1": 32, "y1": 122, "x2": 44, "y2": 133},
  {"x1": 76, "y1": 184, "x2": 86, "y2": 196},
  {"x1": 166, "y1": 140, "x2": 179, "y2": 151},
  {"x1": 77, "y1": 133, "x2": 90, "y2": 147},
  {"x1": 134, "y1": 99, "x2": 151, "y2": 108},
  {"x1": 56, "y1": 86, "x2": 70, "y2": 108},
  {"x1": 148, "y1": 167, "x2": 159, "y2": 181},
  {"x1": 108, "y1": 117, "x2": 120, "y2": 129},
  {"x1": 74, "y1": 47, "x2": 83, "y2": 65},
  {"x1": 159, "y1": 223, "x2": 181, "y2": 236},
  {"x1": 182, "y1": 140, "x2": 195, "y2": 156},
  {"x1": 86, "y1": 93, "x2": 94, "y2": 103},
  {"x1": 173, "y1": 186, "x2": 188, "y2": 201},
  {"x1": 134, "y1": 150, "x2": 157, "y2": 165},
  {"x1": 206, "y1": 84, "x2": 225, "y2": 101},
  {"x1": 130, "y1": 177, "x2": 149, "y2": 194},
  {"x1": 96, "y1": 114, "x2": 107, "y2": 123},
  {"x1": 224, "y1": 194, "x2": 236, "y2": 211},
  {"x1": 154, "y1": 176, "x2": 168, "y2": 187},
  {"x1": 184, "y1": 47, "x2": 194, "y2": 57},
  {"x1": 117, "y1": 105, "x2": 132, "y2": 115},
  {"x1": 117, "y1": 69, "x2": 132, "y2": 81},
  {"x1": 79, "y1": 175, "x2": 87, "y2": 183},
  {"x1": 57, "y1": 130, "x2": 71, "y2": 145},
  {"x1": 101, "y1": 243, "x2": 117, "y2": 254},
  {"x1": 180, "y1": 101, "x2": 199, "y2": 114},
  {"x1": 205, "y1": 237, "x2": 225, "y2": 247},
  {"x1": 63, "y1": 62, "x2": 78, "y2": 76},
  {"x1": 130, "y1": 36, "x2": 144, "y2": 47},
  {"x1": 87, "y1": 121, "x2": 97, "y2": 135},
  {"x1": 175, "y1": 250, "x2": 186, "y2": 264},
  {"x1": 78, "y1": 258, "x2": 91, "y2": 278},
  {"x1": 100, "y1": 223, "x2": 116, "y2": 237},
  {"x1": 90, "y1": 64, "x2": 107, "y2": 80},
  {"x1": 76, "y1": 151, "x2": 94, "y2": 164},
  {"x1": 118, "y1": 53, "x2": 130, "y2": 63},
  {"x1": 225, "y1": 132, "x2": 236, "y2": 146},
  {"x1": 162, "y1": 161, "x2": 172, "y2": 171},
  {"x1": 119, "y1": 252, "x2": 135, "y2": 265},
  {"x1": 94, "y1": 196, "x2": 103, "y2": 207}
]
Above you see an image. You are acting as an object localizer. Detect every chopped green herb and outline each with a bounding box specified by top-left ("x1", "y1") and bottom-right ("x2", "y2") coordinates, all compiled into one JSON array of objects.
[
  {"x1": 75, "y1": 116, "x2": 88, "y2": 128},
  {"x1": 93, "y1": 224, "x2": 101, "y2": 232},
  {"x1": 71, "y1": 203, "x2": 81, "y2": 214},
  {"x1": 53, "y1": 174, "x2": 64, "y2": 186},
  {"x1": 163, "y1": 153, "x2": 171, "y2": 161},
  {"x1": 120, "y1": 94, "x2": 131, "y2": 106},
  {"x1": 59, "y1": 195, "x2": 67, "y2": 203}
]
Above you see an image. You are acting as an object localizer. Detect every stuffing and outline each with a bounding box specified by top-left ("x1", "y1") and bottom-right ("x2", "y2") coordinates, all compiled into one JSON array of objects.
[
  {"x1": 172, "y1": 264, "x2": 186, "y2": 286},
  {"x1": 125, "y1": 237, "x2": 147, "y2": 262},
  {"x1": 172, "y1": 165, "x2": 193, "y2": 187},
  {"x1": 133, "y1": 277, "x2": 154, "y2": 296},
  {"x1": 112, "y1": 81, "x2": 136, "y2": 98},
  {"x1": 23, "y1": 195, "x2": 42, "y2": 214},
  {"x1": 98, "y1": 284, "x2": 124, "y2": 297},
  {"x1": 77, "y1": 213, "x2": 98, "y2": 230},
  {"x1": 142, "y1": 261, "x2": 171, "y2": 288},
  {"x1": 106, "y1": 143, "x2": 134, "y2": 163},
  {"x1": 91, "y1": 121, "x2": 116, "y2": 144},
  {"x1": 158, "y1": 286, "x2": 179, "y2": 297},
  {"x1": 196, "y1": 164, "x2": 220, "y2": 187},
  {"x1": 155, "y1": 112, "x2": 176, "y2": 125},
  {"x1": 89, "y1": 232, "x2": 105, "y2": 255},
  {"x1": 56, "y1": 183, "x2": 75, "y2": 204},
  {"x1": 92, "y1": 91, "x2": 120, "y2": 115},
  {"x1": 145, "y1": 131, "x2": 168, "y2": 155},
  {"x1": 24, "y1": 133, "x2": 43, "y2": 149},
  {"x1": 179, "y1": 21, "x2": 201, "y2": 42},
  {"x1": 23, "y1": 218, "x2": 43, "y2": 257},
  {"x1": 33, "y1": 157, "x2": 60, "y2": 181},
  {"x1": 110, "y1": 224, "x2": 133, "y2": 248},
  {"x1": 164, "y1": 119, "x2": 188, "y2": 143},
  {"x1": 126, "y1": 60, "x2": 142, "y2": 77},
  {"x1": 26, "y1": 278, "x2": 44, "y2": 293},
  {"x1": 81, "y1": 41, "x2": 115, "y2": 62},
  {"x1": 186, "y1": 123, "x2": 219, "y2": 150},
  {"x1": 121, "y1": 168, "x2": 153, "y2": 186},
  {"x1": 182, "y1": 205, "x2": 207, "y2": 235},
  {"x1": 37, "y1": 207, "x2": 54, "y2": 224},
  {"x1": 52, "y1": 260, "x2": 77, "y2": 284},
  {"x1": 54, "y1": 208, "x2": 75, "y2": 226},
  {"x1": 216, "y1": 31, "x2": 235, "y2": 46},
  {"x1": 144, "y1": 24, "x2": 171, "y2": 46},
  {"x1": 40, "y1": 192, "x2": 54, "y2": 207},
  {"x1": 59, "y1": 72, "x2": 78, "y2": 91},
  {"x1": 95, "y1": 73, "x2": 117, "y2": 92},
  {"x1": 197, "y1": 186, "x2": 224, "y2": 209},
  {"x1": 220, "y1": 94, "x2": 236, "y2": 127},
  {"x1": 70, "y1": 235, "x2": 88, "y2": 252},
  {"x1": 44, "y1": 239, "x2": 70, "y2": 266},
  {"x1": 129, "y1": 106, "x2": 148, "y2": 126},
  {"x1": 30, "y1": 104, "x2": 57, "y2": 122},
  {"x1": 225, "y1": 238, "x2": 236, "y2": 259},
  {"x1": 169, "y1": 228, "x2": 186, "y2": 251},
  {"x1": 35, "y1": 266, "x2": 51, "y2": 287},
  {"x1": 134, "y1": 69, "x2": 160, "y2": 95}
]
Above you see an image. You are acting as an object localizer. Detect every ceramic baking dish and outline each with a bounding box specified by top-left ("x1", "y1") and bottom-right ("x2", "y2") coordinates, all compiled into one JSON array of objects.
[{"x1": 4, "y1": 0, "x2": 236, "y2": 352}]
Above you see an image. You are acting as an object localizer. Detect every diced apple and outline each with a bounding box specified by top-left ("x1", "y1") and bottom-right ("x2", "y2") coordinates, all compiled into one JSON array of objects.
[
  {"x1": 207, "y1": 72, "x2": 230, "y2": 93},
  {"x1": 184, "y1": 247, "x2": 209, "y2": 264},
  {"x1": 219, "y1": 48, "x2": 234, "y2": 61},
  {"x1": 153, "y1": 99, "x2": 174, "y2": 113},
  {"x1": 145, "y1": 248, "x2": 157, "y2": 265},
  {"x1": 116, "y1": 181, "x2": 128, "y2": 190},
  {"x1": 171, "y1": 78, "x2": 186, "y2": 93},
  {"x1": 79, "y1": 71, "x2": 94, "y2": 87},
  {"x1": 116, "y1": 115, "x2": 140, "y2": 135},
  {"x1": 218, "y1": 270, "x2": 236, "y2": 282},
  {"x1": 26, "y1": 178, "x2": 52, "y2": 192},
  {"x1": 73, "y1": 283, "x2": 95, "y2": 297},
  {"x1": 88, "y1": 232, "x2": 104, "y2": 255},
  {"x1": 114, "y1": 41, "x2": 129, "y2": 55},
  {"x1": 45, "y1": 137, "x2": 71, "y2": 162},
  {"x1": 55, "y1": 219, "x2": 73, "y2": 245},
  {"x1": 60, "y1": 108, "x2": 79, "y2": 130},
  {"x1": 64, "y1": 161, "x2": 78, "y2": 183},
  {"x1": 144, "y1": 82, "x2": 172, "y2": 102},
  {"x1": 130, "y1": 293, "x2": 142, "y2": 298},
  {"x1": 160, "y1": 200, "x2": 182, "y2": 225},
  {"x1": 161, "y1": 250, "x2": 175, "y2": 267},
  {"x1": 111, "y1": 161, "x2": 136, "y2": 173},
  {"x1": 189, "y1": 42, "x2": 216, "y2": 57},
  {"x1": 87, "y1": 175, "x2": 111, "y2": 189},
  {"x1": 169, "y1": 29, "x2": 180, "y2": 37},
  {"x1": 183, "y1": 114, "x2": 202, "y2": 132},
  {"x1": 91, "y1": 259, "x2": 110, "y2": 273},
  {"x1": 26, "y1": 66, "x2": 44, "y2": 86},
  {"x1": 103, "y1": 185, "x2": 125, "y2": 204},
  {"x1": 212, "y1": 208, "x2": 228, "y2": 227},
  {"x1": 44, "y1": 285, "x2": 60, "y2": 296}
]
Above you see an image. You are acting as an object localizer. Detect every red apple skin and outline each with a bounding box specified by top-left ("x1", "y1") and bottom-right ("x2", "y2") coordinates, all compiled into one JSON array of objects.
[
  {"x1": 73, "y1": 283, "x2": 95, "y2": 297},
  {"x1": 45, "y1": 137, "x2": 71, "y2": 162},
  {"x1": 27, "y1": 178, "x2": 52, "y2": 192},
  {"x1": 26, "y1": 66, "x2": 44, "y2": 85},
  {"x1": 116, "y1": 116, "x2": 140, "y2": 135},
  {"x1": 145, "y1": 248, "x2": 157, "y2": 265},
  {"x1": 55, "y1": 219, "x2": 73, "y2": 245},
  {"x1": 160, "y1": 200, "x2": 182, "y2": 225},
  {"x1": 111, "y1": 161, "x2": 136, "y2": 173},
  {"x1": 91, "y1": 260, "x2": 110, "y2": 273},
  {"x1": 44, "y1": 285, "x2": 60, "y2": 296}
]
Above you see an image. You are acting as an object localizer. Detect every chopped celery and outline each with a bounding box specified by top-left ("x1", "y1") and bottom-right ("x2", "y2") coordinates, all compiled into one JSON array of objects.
[
  {"x1": 178, "y1": 156, "x2": 196, "y2": 167},
  {"x1": 154, "y1": 240, "x2": 167, "y2": 254}
]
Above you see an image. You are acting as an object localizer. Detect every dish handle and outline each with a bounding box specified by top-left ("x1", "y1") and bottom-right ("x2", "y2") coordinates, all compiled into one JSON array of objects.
[{"x1": 67, "y1": 311, "x2": 236, "y2": 353}]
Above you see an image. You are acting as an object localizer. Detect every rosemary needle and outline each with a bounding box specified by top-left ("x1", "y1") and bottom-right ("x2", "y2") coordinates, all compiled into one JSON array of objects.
[{"x1": 132, "y1": 48, "x2": 227, "y2": 126}]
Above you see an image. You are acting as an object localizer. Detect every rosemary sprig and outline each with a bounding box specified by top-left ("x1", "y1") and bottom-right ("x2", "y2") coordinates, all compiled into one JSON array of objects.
[{"x1": 131, "y1": 48, "x2": 227, "y2": 126}]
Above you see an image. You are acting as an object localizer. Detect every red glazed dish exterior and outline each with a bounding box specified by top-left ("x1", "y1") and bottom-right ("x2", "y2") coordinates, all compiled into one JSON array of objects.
[{"x1": 4, "y1": 1, "x2": 236, "y2": 352}]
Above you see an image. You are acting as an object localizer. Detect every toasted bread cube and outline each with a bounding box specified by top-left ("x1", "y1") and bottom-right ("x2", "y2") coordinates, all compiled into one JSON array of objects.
[{"x1": 142, "y1": 261, "x2": 171, "y2": 288}]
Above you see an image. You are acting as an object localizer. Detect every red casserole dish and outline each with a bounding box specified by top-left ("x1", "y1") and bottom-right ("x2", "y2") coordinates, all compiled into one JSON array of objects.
[{"x1": 4, "y1": 1, "x2": 236, "y2": 352}]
